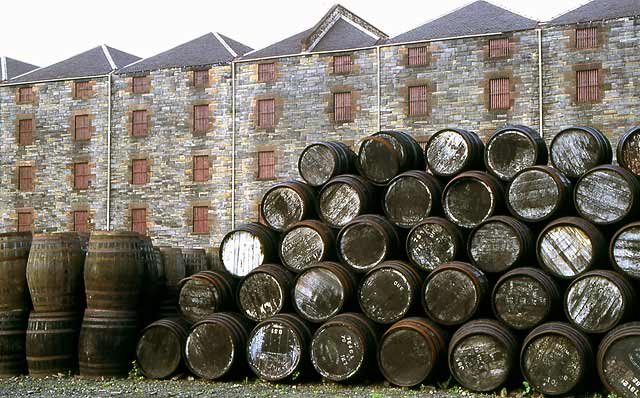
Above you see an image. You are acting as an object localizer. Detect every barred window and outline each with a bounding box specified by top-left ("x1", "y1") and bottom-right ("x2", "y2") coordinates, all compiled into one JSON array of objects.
[
  {"x1": 577, "y1": 69, "x2": 599, "y2": 103},
  {"x1": 131, "y1": 208, "x2": 147, "y2": 235},
  {"x1": 19, "y1": 166, "x2": 33, "y2": 191},
  {"x1": 193, "y1": 105, "x2": 209, "y2": 133},
  {"x1": 73, "y1": 211, "x2": 89, "y2": 233},
  {"x1": 576, "y1": 27, "x2": 598, "y2": 49},
  {"x1": 75, "y1": 81, "x2": 91, "y2": 99},
  {"x1": 132, "y1": 159, "x2": 148, "y2": 185},
  {"x1": 193, "y1": 155, "x2": 209, "y2": 182},
  {"x1": 489, "y1": 38, "x2": 509, "y2": 58},
  {"x1": 17, "y1": 211, "x2": 32, "y2": 232},
  {"x1": 75, "y1": 115, "x2": 90, "y2": 141},
  {"x1": 18, "y1": 86, "x2": 33, "y2": 103},
  {"x1": 132, "y1": 76, "x2": 150, "y2": 94},
  {"x1": 409, "y1": 85, "x2": 429, "y2": 116},
  {"x1": 334, "y1": 92, "x2": 352, "y2": 122},
  {"x1": 74, "y1": 162, "x2": 90, "y2": 189},
  {"x1": 18, "y1": 119, "x2": 33, "y2": 145},
  {"x1": 408, "y1": 46, "x2": 429, "y2": 66},
  {"x1": 257, "y1": 99, "x2": 275, "y2": 128},
  {"x1": 194, "y1": 69, "x2": 209, "y2": 88},
  {"x1": 258, "y1": 151, "x2": 275, "y2": 180},
  {"x1": 258, "y1": 63, "x2": 276, "y2": 82},
  {"x1": 489, "y1": 78, "x2": 510, "y2": 110},
  {"x1": 333, "y1": 55, "x2": 352, "y2": 74},
  {"x1": 132, "y1": 110, "x2": 148, "y2": 136},
  {"x1": 193, "y1": 206, "x2": 209, "y2": 233}
]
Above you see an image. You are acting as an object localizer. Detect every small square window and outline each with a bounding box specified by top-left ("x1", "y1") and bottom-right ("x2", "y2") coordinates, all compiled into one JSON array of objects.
[
  {"x1": 132, "y1": 76, "x2": 150, "y2": 94},
  {"x1": 18, "y1": 119, "x2": 33, "y2": 145},
  {"x1": 489, "y1": 38, "x2": 510, "y2": 58},
  {"x1": 333, "y1": 55, "x2": 352, "y2": 74},
  {"x1": 194, "y1": 70, "x2": 209, "y2": 88},
  {"x1": 258, "y1": 63, "x2": 276, "y2": 82},
  {"x1": 408, "y1": 47, "x2": 429, "y2": 66},
  {"x1": 193, "y1": 206, "x2": 209, "y2": 233},
  {"x1": 18, "y1": 87, "x2": 33, "y2": 103},
  {"x1": 75, "y1": 81, "x2": 91, "y2": 99},
  {"x1": 409, "y1": 86, "x2": 429, "y2": 116},
  {"x1": 257, "y1": 99, "x2": 275, "y2": 128},
  {"x1": 131, "y1": 208, "x2": 147, "y2": 235},
  {"x1": 132, "y1": 159, "x2": 148, "y2": 185},
  {"x1": 75, "y1": 115, "x2": 90, "y2": 141},
  {"x1": 576, "y1": 69, "x2": 599, "y2": 103},
  {"x1": 17, "y1": 211, "x2": 32, "y2": 232},
  {"x1": 132, "y1": 110, "x2": 148, "y2": 136},
  {"x1": 334, "y1": 92, "x2": 352, "y2": 122},
  {"x1": 19, "y1": 166, "x2": 33, "y2": 191},
  {"x1": 193, "y1": 155, "x2": 209, "y2": 182},
  {"x1": 576, "y1": 27, "x2": 598, "y2": 49},
  {"x1": 258, "y1": 151, "x2": 276, "y2": 180},
  {"x1": 193, "y1": 105, "x2": 209, "y2": 133},
  {"x1": 74, "y1": 162, "x2": 90, "y2": 189},
  {"x1": 489, "y1": 78, "x2": 511, "y2": 110},
  {"x1": 73, "y1": 211, "x2": 89, "y2": 233}
]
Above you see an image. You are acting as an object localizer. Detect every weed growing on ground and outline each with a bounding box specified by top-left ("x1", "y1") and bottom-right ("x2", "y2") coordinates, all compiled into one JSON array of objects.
[
  {"x1": 127, "y1": 360, "x2": 144, "y2": 380},
  {"x1": 522, "y1": 380, "x2": 532, "y2": 396}
]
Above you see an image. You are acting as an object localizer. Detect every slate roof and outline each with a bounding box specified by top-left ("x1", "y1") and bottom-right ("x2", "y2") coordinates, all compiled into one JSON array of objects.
[
  {"x1": 119, "y1": 33, "x2": 253, "y2": 74},
  {"x1": 1, "y1": 57, "x2": 38, "y2": 81},
  {"x1": 313, "y1": 18, "x2": 380, "y2": 52},
  {"x1": 390, "y1": 1, "x2": 539, "y2": 44},
  {"x1": 550, "y1": 0, "x2": 640, "y2": 24}
]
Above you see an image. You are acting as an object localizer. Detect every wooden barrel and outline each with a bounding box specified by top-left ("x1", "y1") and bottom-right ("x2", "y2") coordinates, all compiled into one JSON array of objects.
[
  {"x1": 78, "y1": 309, "x2": 138, "y2": 378},
  {"x1": 617, "y1": 126, "x2": 640, "y2": 177},
  {"x1": 0, "y1": 232, "x2": 31, "y2": 311},
  {"x1": 0, "y1": 309, "x2": 28, "y2": 376},
  {"x1": 178, "y1": 270, "x2": 237, "y2": 324},
  {"x1": 521, "y1": 322, "x2": 593, "y2": 395},
  {"x1": 485, "y1": 125, "x2": 547, "y2": 181},
  {"x1": 378, "y1": 317, "x2": 448, "y2": 387},
  {"x1": 158, "y1": 246, "x2": 185, "y2": 289},
  {"x1": 383, "y1": 171, "x2": 442, "y2": 229},
  {"x1": 597, "y1": 322, "x2": 640, "y2": 398},
  {"x1": 318, "y1": 174, "x2": 377, "y2": 229},
  {"x1": 310, "y1": 313, "x2": 380, "y2": 382},
  {"x1": 182, "y1": 248, "x2": 209, "y2": 276},
  {"x1": 246, "y1": 313, "x2": 313, "y2": 381},
  {"x1": 298, "y1": 141, "x2": 356, "y2": 187},
  {"x1": 448, "y1": 319, "x2": 519, "y2": 392},
  {"x1": 185, "y1": 312, "x2": 253, "y2": 380},
  {"x1": 358, "y1": 261, "x2": 423, "y2": 324},
  {"x1": 337, "y1": 215, "x2": 400, "y2": 273},
  {"x1": 357, "y1": 130, "x2": 425, "y2": 185},
  {"x1": 293, "y1": 262, "x2": 357, "y2": 323},
  {"x1": 467, "y1": 216, "x2": 534, "y2": 273},
  {"x1": 237, "y1": 264, "x2": 294, "y2": 322},
  {"x1": 425, "y1": 128, "x2": 484, "y2": 178},
  {"x1": 84, "y1": 231, "x2": 144, "y2": 311},
  {"x1": 138, "y1": 237, "x2": 164, "y2": 316},
  {"x1": 423, "y1": 262, "x2": 488, "y2": 326},
  {"x1": 26, "y1": 311, "x2": 80, "y2": 376},
  {"x1": 220, "y1": 223, "x2": 279, "y2": 278},
  {"x1": 279, "y1": 220, "x2": 335, "y2": 272},
  {"x1": 154, "y1": 247, "x2": 180, "y2": 319},
  {"x1": 492, "y1": 267, "x2": 561, "y2": 331},
  {"x1": 549, "y1": 126, "x2": 612, "y2": 179},
  {"x1": 135, "y1": 318, "x2": 189, "y2": 379},
  {"x1": 506, "y1": 166, "x2": 573, "y2": 223},
  {"x1": 565, "y1": 270, "x2": 635, "y2": 334},
  {"x1": 536, "y1": 217, "x2": 607, "y2": 279},
  {"x1": 406, "y1": 217, "x2": 464, "y2": 272},
  {"x1": 610, "y1": 221, "x2": 640, "y2": 280},
  {"x1": 442, "y1": 171, "x2": 504, "y2": 229},
  {"x1": 574, "y1": 165, "x2": 640, "y2": 225},
  {"x1": 260, "y1": 180, "x2": 317, "y2": 232}
]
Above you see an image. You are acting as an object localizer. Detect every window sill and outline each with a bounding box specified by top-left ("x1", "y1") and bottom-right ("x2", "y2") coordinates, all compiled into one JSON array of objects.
[
  {"x1": 256, "y1": 177, "x2": 277, "y2": 181},
  {"x1": 191, "y1": 231, "x2": 210, "y2": 235}
]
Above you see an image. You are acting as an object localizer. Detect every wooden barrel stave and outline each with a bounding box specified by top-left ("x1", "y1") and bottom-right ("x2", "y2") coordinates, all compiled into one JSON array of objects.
[
  {"x1": 0, "y1": 232, "x2": 32, "y2": 311},
  {"x1": 237, "y1": 264, "x2": 294, "y2": 322},
  {"x1": 485, "y1": 125, "x2": 547, "y2": 181},
  {"x1": 182, "y1": 248, "x2": 209, "y2": 277},
  {"x1": 426, "y1": 128, "x2": 484, "y2": 178},
  {"x1": 467, "y1": 216, "x2": 533, "y2": 273},
  {"x1": 442, "y1": 171, "x2": 504, "y2": 229},
  {"x1": 220, "y1": 223, "x2": 279, "y2": 278},
  {"x1": 261, "y1": 181, "x2": 317, "y2": 232},
  {"x1": 617, "y1": 126, "x2": 640, "y2": 177},
  {"x1": 0, "y1": 309, "x2": 29, "y2": 376},
  {"x1": 597, "y1": 322, "x2": 640, "y2": 398},
  {"x1": 136, "y1": 318, "x2": 190, "y2": 379},
  {"x1": 279, "y1": 220, "x2": 335, "y2": 272},
  {"x1": 406, "y1": 217, "x2": 464, "y2": 272},
  {"x1": 318, "y1": 174, "x2": 377, "y2": 229},
  {"x1": 298, "y1": 141, "x2": 356, "y2": 187},
  {"x1": 358, "y1": 131, "x2": 425, "y2": 185},
  {"x1": 178, "y1": 270, "x2": 237, "y2": 324},
  {"x1": 549, "y1": 126, "x2": 612, "y2": 179},
  {"x1": 383, "y1": 171, "x2": 442, "y2": 229},
  {"x1": 507, "y1": 165, "x2": 572, "y2": 223},
  {"x1": 337, "y1": 215, "x2": 400, "y2": 273},
  {"x1": 26, "y1": 311, "x2": 80, "y2": 376}
]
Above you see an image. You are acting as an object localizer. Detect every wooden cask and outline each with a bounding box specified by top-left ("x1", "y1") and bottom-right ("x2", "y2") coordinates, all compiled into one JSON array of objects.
[
  {"x1": 246, "y1": 313, "x2": 313, "y2": 381},
  {"x1": 219, "y1": 223, "x2": 279, "y2": 277},
  {"x1": 536, "y1": 217, "x2": 607, "y2": 279},
  {"x1": 521, "y1": 322, "x2": 593, "y2": 395},
  {"x1": 484, "y1": 125, "x2": 547, "y2": 181},
  {"x1": 260, "y1": 181, "x2": 317, "y2": 232},
  {"x1": 178, "y1": 270, "x2": 237, "y2": 324},
  {"x1": 182, "y1": 248, "x2": 209, "y2": 277},
  {"x1": 0, "y1": 232, "x2": 31, "y2": 311},
  {"x1": 237, "y1": 264, "x2": 294, "y2": 322},
  {"x1": 549, "y1": 126, "x2": 612, "y2": 178},
  {"x1": 597, "y1": 322, "x2": 640, "y2": 398},
  {"x1": 611, "y1": 221, "x2": 640, "y2": 279},
  {"x1": 383, "y1": 171, "x2": 442, "y2": 229},
  {"x1": 337, "y1": 215, "x2": 400, "y2": 273},
  {"x1": 138, "y1": 237, "x2": 164, "y2": 324},
  {"x1": 155, "y1": 247, "x2": 181, "y2": 318},
  {"x1": 448, "y1": 319, "x2": 519, "y2": 392},
  {"x1": 136, "y1": 318, "x2": 189, "y2": 379},
  {"x1": 467, "y1": 216, "x2": 533, "y2": 273},
  {"x1": 617, "y1": 126, "x2": 640, "y2": 177},
  {"x1": 310, "y1": 313, "x2": 380, "y2": 382},
  {"x1": 298, "y1": 141, "x2": 356, "y2": 187},
  {"x1": 357, "y1": 130, "x2": 425, "y2": 185},
  {"x1": 279, "y1": 220, "x2": 335, "y2": 272},
  {"x1": 423, "y1": 262, "x2": 488, "y2": 326},
  {"x1": 358, "y1": 261, "x2": 423, "y2": 324},
  {"x1": 406, "y1": 217, "x2": 464, "y2": 272},
  {"x1": 492, "y1": 267, "x2": 561, "y2": 331},
  {"x1": 26, "y1": 311, "x2": 80, "y2": 376},
  {"x1": 565, "y1": 270, "x2": 635, "y2": 334},
  {"x1": 318, "y1": 174, "x2": 377, "y2": 229},
  {"x1": 442, "y1": 171, "x2": 504, "y2": 229},
  {"x1": 506, "y1": 165, "x2": 572, "y2": 223},
  {"x1": 425, "y1": 128, "x2": 484, "y2": 178},
  {"x1": 378, "y1": 317, "x2": 448, "y2": 387},
  {"x1": 293, "y1": 262, "x2": 356, "y2": 323},
  {"x1": 0, "y1": 309, "x2": 28, "y2": 376}
]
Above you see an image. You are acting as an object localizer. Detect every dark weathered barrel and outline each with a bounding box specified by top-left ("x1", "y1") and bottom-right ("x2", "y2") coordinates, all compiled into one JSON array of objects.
[
  {"x1": 610, "y1": 221, "x2": 640, "y2": 280},
  {"x1": 318, "y1": 174, "x2": 377, "y2": 229},
  {"x1": 139, "y1": 237, "x2": 164, "y2": 318},
  {"x1": 617, "y1": 126, "x2": 640, "y2": 177},
  {"x1": 506, "y1": 165, "x2": 573, "y2": 223},
  {"x1": 378, "y1": 317, "x2": 449, "y2": 387},
  {"x1": 492, "y1": 267, "x2": 561, "y2": 331},
  {"x1": 293, "y1": 262, "x2": 357, "y2": 324},
  {"x1": 467, "y1": 216, "x2": 533, "y2": 273},
  {"x1": 219, "y1": 223, "x2": 279, "y2": 277},
  {"x1": 337, "y1": 215, "x2": 400, "y2": 273},
  {"x1": 279, "y1": 220, "x2": 335, "y2": 272},
  {"x1": 574, "y1": 165, "x2": 640, "y2": 225},
  {"x1": 310, "y1": 313, "x2": 380, "y2": 382},
  {"x1": 442, "y1": 171, "x2": 504, "y2": 229},
  {"x1": 246, "y1": 313, "x2": 313, "y2": 381},
  {"x1": 423, "y1": 262, "x2": 488, "y2": 326},
  {"x1": 78, "y1": 309, "x2": 138, "y2": 378},
  {"x1": 185, "y1": 312, "x2": 253, "y2": 380},
  {"x1": 237, "y1": 264, "x2": 294, "y2": 322},
  {"x1": 0, "y1": 309, "x2": 28, "y2": 376},
  {"x1": 536, "y1": 217, "x2": 607, "y2": 279},
  {"x1": 383, "y1": 171, "x2": 442, "y2": 229},
  {"x1": 485, "y1": 125, "x2": 547, "y2": 181},
  {"x1": 448, "y1": 319, "x2": 519, "y2": 392},
  {"x1": 298, "y1": 141, "x2": 357, "y2": 187},
  {"x1": 206, "y1": 246, "x2": 223, "y2": 271},
  {"x1": 135, "y1": 318, "x2": 190, "y2": 379},
  {"x1": 425, "y1": 128, "x2": 484, "y2": 178},
  {"x1": 155, "y1": 247, "x2": 182, "y2": 319},
  {"x1": 26, "y1": 311, "x2": 80, "y2": 376},
  {"x1": 549, "y1": 126, "x2": 612, "y2": 179},
  {"x1": 358, "y1": 261, "x2": 423, "y2": 324},
  {"x1": 0, "y1": 232, "x2": 31, "y2": 311},
  {"x1": 260, "y1": 181, "x2": 317, "y2": 232},
  {"x1": 521, "y1": 322, "x2": 593, "y2": 396},
  {"x1": 357, "y1": 130, "x2": 425, "y2": 185},
  {"x1": 406, "y1": 217, "x2": 464, "y2": 272},
  {"x1": 178, "y1": 270, "x2": 237, "y2": 324},
  {"x1": 597, "y1": 322, "x2": 640, "y2": 398},
  {"x1": 84, "y1": 231, "x2": 144, "y2": 311},
  {"x1": 182, "y1": 248, "x2": 209, "y2": 276},
  {"x1": 565, "y1": 270, "x2": 635, "y2": 334}
]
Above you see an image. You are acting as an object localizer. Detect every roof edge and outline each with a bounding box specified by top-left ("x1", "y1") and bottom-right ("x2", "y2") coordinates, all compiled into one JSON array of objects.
[
  {"x1": 213, "y1": 32, "x2": 237, "y2": 57},
  {"x1": 101, "y1": 44, "x2": 117, "y2": 70},
  {"x1": 0, "y1": 57, "x2": 7, "y2": 81}
]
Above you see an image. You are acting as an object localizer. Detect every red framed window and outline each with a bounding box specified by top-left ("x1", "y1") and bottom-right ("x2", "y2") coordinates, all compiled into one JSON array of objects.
[
  {"x1": 258, "y1": 151, "x2": 276, "y2": 180},
  {"x1": 194, "y1": 70, "x2": 209, "y2": 88},
  {"x1": 334, "y1": 92, "x2": 352, "y2": 122},
  {"x1": 333, "y1": 55, "x2": 352, "y2": 74},
  {"x1": 73, "y1": 211, "x2": 89, "y2": 233},
  {"x1": 131, "y1": 208, "x2": 147, "y2": 235},
  {"x1": 18, "y1": 86, "x2": 33, "y2": 103},
  {"x1": 258, "y1": 63, "x2": 276, "y2": 82},
  {"x1": 75, "y1": 81, "x2": 91, "y2": 99},
  {"x1": 18, "y1": 119, "x2": 33, "y2": 145},
  {"x1": 132, "y1": 159, "x2": 148, "y2": 185},
  {"x1": 489, "y1": 78, "x2": 511, "y2": 110},
  {"x1": 409, "y1": 85, "x2": 429, "y2": 116},
  {"x1": 193, "y1": 105, "x2": 209, "y2": 133},
  {"x1": 576, "y1": 27, "x2": 598, "y2": 49},
  {"x1": 132, "y1": 76, "x2": 149, "y2": 94},
  {"x1": 193, "y1": 155, "x2": 209, "y2": 182},
  {"x1": 257, "y1": 99, "x2": 275, "y2": 128},
  {"x1": 74, "y1": 162, "x2": 90, "y2": 189},
  {"x1": 19, "y1": 166, "x2": 33, "y2": 191},
  {"x1": 75, "y1": 115, "x2": 90, "y2": 140},
  {"x1": 193, "y1": 206, "x2": 209, "y2": 233},
  {"x1": 132, "y1": 110, "x2": 148, "y2": 136},
  {"x1": 577, "y1": 69, "x2": 599, "y2": 103},
  {"x1": 489, "y1": 38, "x2": 510, "y2": 58},
  {"x1": 408, "y1": 46, "x2": 429, "y2": 66},
  {"x1": 17, "y1": 211, "x2": 32, "y2": 232}
]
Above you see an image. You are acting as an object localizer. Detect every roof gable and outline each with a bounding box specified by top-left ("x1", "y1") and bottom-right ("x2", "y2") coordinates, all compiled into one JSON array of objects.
[
  {"x1": 550, "y1": 0, "x2": 640, "y2": 25},
  {"x1": 1, "y1": 57, "x2": 38, "y2": 81}
]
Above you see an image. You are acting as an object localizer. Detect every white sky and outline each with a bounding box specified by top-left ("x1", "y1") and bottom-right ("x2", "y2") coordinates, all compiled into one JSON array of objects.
[{"x1": 1, "y1": 0, "x2": 584, "y2": 67}]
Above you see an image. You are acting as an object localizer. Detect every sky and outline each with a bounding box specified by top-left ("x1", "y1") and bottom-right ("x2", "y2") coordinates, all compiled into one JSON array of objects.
[{"x1": 1, "y1": 0, "x2": 584, "y2": 67}]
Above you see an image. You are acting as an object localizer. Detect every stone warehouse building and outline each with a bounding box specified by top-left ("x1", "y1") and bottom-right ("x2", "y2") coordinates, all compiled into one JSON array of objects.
[{"x1": 0, "y1": 0, "x2": 639, "y2": 247}]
